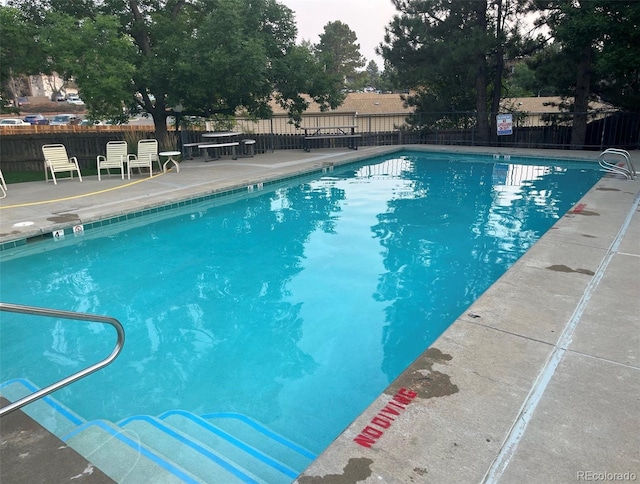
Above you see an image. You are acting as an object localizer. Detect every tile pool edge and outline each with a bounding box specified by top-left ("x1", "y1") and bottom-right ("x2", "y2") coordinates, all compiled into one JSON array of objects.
[
  {"x1": 0, "y1": 149, "x2": 398, "y2": 252},
  {"x1": 0, "y1": 145, "x2": 601, "y2": 252}
]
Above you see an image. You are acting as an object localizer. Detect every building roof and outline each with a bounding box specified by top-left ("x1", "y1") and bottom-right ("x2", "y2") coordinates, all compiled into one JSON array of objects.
[
  {"x1": 500, "y1": 96, "x2": 613, "y2": 113},
  {"x1": 270, "y1": 92, "x2": 412, "y2": 115},
  {"x1": 271, "y1": 94, "x2": 614, "y2": 116}
]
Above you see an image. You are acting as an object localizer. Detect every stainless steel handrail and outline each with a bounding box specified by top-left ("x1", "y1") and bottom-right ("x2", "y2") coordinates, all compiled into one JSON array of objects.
[
  {"x1": 598, "y1": 148, "x2": 636, "y2": 180},
  {"x1": 0, "y1": 302, "x2": 125, "y2": 417}
]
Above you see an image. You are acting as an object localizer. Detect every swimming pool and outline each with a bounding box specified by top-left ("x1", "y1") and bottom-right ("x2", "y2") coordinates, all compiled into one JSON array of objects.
[{"x1": 0, "y1": 151, "x2": 603, "y2": 465}]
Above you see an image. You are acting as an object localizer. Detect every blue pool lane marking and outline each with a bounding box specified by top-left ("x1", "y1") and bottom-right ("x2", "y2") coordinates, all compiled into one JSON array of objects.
[{"x1": 483, "y1": 189, "x2": 640, "y2": 484}]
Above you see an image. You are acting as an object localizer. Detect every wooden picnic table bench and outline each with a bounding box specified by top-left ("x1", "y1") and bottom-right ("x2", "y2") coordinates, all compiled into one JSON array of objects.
[{"x1": 302, "y1": 125, "x2": 361, "y2": 152}]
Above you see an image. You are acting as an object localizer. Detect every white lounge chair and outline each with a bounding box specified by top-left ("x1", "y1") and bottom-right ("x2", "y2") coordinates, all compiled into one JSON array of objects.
[
  {"x1": 97, "y1": 140, "x2": 127, "y2": 180},
  {"x1": 127, "y1": 139, "x2": 159, "y2": 178},
  {"x1": 0, "y1": 168, "x2": 6, "y2": 199},
  {"x1": 42, "y1": 144, "x2": 83, "y2": 185}
]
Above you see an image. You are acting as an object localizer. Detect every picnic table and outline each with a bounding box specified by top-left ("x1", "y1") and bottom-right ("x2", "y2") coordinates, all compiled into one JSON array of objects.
[
  {"x1": 182, "y1": 132, "x2": 242, "y2": 161},
  {"x1": 302, "y1": 125, "x2": 361, "y2": 152}
]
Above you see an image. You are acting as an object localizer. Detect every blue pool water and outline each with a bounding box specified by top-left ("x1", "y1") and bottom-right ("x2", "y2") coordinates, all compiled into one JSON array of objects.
[{"x1": 0, "y1": 151, "x2": 602, "y2": 453}]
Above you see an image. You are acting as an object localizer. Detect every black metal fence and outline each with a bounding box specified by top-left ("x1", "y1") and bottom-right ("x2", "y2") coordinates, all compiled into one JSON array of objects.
[
  {"x1": 233, "y1": 109, "x2": 639, "y2": 150},
  {"x1": 355, "y1": 110, "x2": 639, "y2": 150},
  {"x1": 214, "y1": 109, "x2": 639, "y2": 155},
  {"x1": 1, "y1": 110, "x2": 637, "y2": 173}
]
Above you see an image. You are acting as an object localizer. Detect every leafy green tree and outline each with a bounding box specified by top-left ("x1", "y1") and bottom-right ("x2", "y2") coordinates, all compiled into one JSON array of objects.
[
  {"x1": 504, "y1": 59, "x2": 560, "y2": 98},
  {"x1": 33, "y1": 11, "x2": 137, "y2": 123},
  {"x1": 0, "y1": 6, "x2": 43, "y2": 109},
  {"x1": 7, "y1": 0, "x2": 344, "y2": 138},
  {"x1": 315, "y1": 20, "x2": 365, "y2": 88},
  {"x1": 505, "y1": 62, "x2": 536, "y2": 97}
]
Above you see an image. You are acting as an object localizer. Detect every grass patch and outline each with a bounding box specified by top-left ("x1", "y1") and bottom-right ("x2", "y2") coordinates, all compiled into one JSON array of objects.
[{"x1": 4, "y1": 169, "x2": 99, "y2": 184}]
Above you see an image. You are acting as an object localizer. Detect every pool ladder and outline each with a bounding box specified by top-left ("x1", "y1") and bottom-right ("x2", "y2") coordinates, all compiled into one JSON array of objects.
[
  {"x1": 0, "y1": 302, "x2": 125, "y2": 417},
  {"x1": 598, "y1": 148, "x2": 636, "y2": 180}
]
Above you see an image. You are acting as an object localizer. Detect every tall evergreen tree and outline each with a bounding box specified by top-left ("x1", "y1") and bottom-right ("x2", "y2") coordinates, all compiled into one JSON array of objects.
[
  {"x1": 315, "y1": 20, "x2": 365, "y2": 87},
  {"x1": 594, "y1": 1, "x2": 640, "y2": 111},
  {"x1": 531, "y1": 0, "x2": 640, "y2": 147},
  {"x1": 532, "y1": 1, "x2": 602, "y2": 147},
  {"x1": 365, "y1": 60, "x2": 381, "y2": 88},
  {"x1": 381, "y1": 0, "x2": 528, "y2": 143}
]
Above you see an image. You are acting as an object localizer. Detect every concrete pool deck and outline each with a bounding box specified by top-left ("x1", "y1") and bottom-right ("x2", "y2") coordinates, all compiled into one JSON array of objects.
[{"x1": 0, "y1": 145, "x2": 638, "y2": 483}]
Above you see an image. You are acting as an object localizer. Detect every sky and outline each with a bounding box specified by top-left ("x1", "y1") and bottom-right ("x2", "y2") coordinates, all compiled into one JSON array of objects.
[{"x1": 279, "y1": 0, "x2": 398, "y2": 68}]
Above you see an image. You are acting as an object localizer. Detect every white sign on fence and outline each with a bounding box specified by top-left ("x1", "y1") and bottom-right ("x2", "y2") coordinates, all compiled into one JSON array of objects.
[{"x1": 497, "y1": 114, "x2": 513, "y2": 136}]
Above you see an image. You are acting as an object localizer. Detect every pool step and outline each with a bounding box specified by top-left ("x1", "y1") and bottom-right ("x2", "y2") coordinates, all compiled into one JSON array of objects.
[
  {"x1": 200, "y1": 412, "x2": 316, "y2": 473},
  {"x1": 62, "y1": 420, "x2": 201, "y2": 483},
  {"x1": 0, "y1": 378, "x2": 84, "y2": 435},
  {"x1": 116, "y1": 415, "x2": 264, "y2": 483},
  {"x1": 0, "y1": 379, "x2": 315, "y2": 483},
  {"x1": 158, "y1": 410, "x2": 301, "y2": 482}
]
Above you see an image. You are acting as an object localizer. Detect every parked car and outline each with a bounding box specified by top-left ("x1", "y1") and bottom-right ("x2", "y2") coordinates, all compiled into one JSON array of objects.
[
  {"x1": 79, "y1": 119, "x2": 107, "y2": 126},
  {"x1": 66, "y1": 95, "x2": 85, "y2": 106},
  {"x1": 0, "y1": 118, "x2": 30, "y2": 126},
  {"x1": 49, "y1": 114, "x2": 79, "y2": 125},
  {"x1": 23, "y1": 114, "x2": 50, "y2": 125}
]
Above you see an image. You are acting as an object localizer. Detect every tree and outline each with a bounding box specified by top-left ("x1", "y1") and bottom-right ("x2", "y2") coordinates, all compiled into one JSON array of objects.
[
  {"x1": 594, "y1": 1, "x2": 640, "y2": 111},
  {"x1": 531, "y1": 1, "x2": 602, "y2": 148},
  {"x1": 34, "y1": 11, "x2": 137, "y2": 122},
  {"x1": 505, "y1": 62, "x2": 536, "y2": 97},
  {"x1": 0, "y1": 6, "x2": 44, "y2": 109},
  {"x1": 364, "y1": 60, "x2": 381, "y2": 88},
  {"x1": 8, "y1": 0, "x2": 345, "y2": 139},
  {"x1": 376, "y1": 62, "x2": 402, "y2": 93},
  {"x1": 505, "y1": 57, "x2": 559, "y2": 97},
  {"x1": 530, "y1": 0, "x2": 640, "y2": 146},
  {"x1": 315, "y1": 20, "x2": 365, "y2": 88},
  {"x1": 595, "y1": 1, "x2": 640, "y2": 111},
  {"x1": 380, "y1": 0, "x2": 529, "y2": 143}
]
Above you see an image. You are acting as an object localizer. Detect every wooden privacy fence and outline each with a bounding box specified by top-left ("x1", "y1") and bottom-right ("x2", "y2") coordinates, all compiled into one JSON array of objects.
[{"x1": 0, "y1": 130, "x2": 154, "y2": 172}]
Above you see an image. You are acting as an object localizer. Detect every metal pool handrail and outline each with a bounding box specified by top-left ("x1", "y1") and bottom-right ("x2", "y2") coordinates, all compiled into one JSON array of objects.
[
  {"x1": 598, "y1": 148, "x2": 636, "y2": 180},
  {"x1": 0, "y1": 302, "x2": 125, "y2": 417}
]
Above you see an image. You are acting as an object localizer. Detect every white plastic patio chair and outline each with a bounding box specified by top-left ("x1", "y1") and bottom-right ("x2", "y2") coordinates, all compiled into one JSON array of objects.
[
  {"x1": 127, "y1": 139, "x2": 159, "y2": 178},
  {"x1": 0, "y1": 168, "x2": 6, "y2": 198},
  {"x1": 42, "y1": 144, "x2": 83, "y2": 185},
  {"x1": 97, "y1": 140, "x2": 128, "y2": 181}
]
